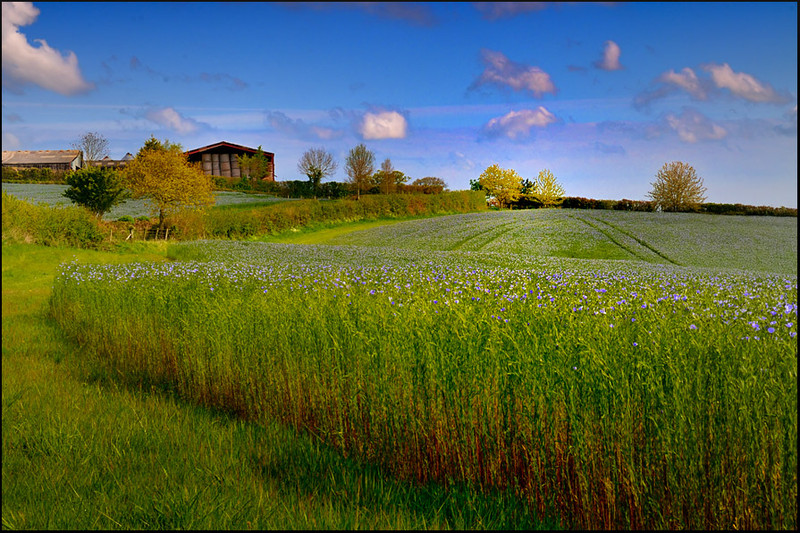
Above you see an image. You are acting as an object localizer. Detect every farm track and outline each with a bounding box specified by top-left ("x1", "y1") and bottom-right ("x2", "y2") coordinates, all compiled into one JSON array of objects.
[
  {"x1": 567, "y1": 213, "x2": 674, "y2": 264},
  {"x1": 446, "y1": 221, "x2": 517, "y2": 251},
  {"x1": 583, "y1": 214, "x2": 682, "y2": 265}
]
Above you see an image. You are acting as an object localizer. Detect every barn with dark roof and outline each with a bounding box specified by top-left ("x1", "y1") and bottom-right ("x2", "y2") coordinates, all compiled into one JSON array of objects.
[{"x1": 185, "y1": 141, "x2": 274, "y2": 181}]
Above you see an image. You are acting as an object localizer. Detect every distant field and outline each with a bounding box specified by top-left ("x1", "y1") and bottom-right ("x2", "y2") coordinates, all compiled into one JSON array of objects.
[
  {"x1": 0, "y1": 182, "x2": 290, "y2": 220},
  {"x1": 319, "y1": 208, "x2": 797, "y2": 275}
]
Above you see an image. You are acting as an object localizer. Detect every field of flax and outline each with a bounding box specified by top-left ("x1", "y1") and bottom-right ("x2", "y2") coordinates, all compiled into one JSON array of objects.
[{"x1": 49, "y1": 210, "x2": 797, "y2": 530}]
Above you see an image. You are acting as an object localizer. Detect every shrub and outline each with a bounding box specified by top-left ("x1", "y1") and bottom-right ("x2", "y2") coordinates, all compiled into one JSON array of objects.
[
  {"x1": 2, "y1": 192, "x2": 105, "y2": 248},
  {"x1": 63, "y1": 167, "x2": 129, "y2": 218}
]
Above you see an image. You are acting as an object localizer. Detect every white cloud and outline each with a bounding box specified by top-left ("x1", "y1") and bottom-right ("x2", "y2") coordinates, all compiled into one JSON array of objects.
[
  {"x1": 636, "y1": 63, "x2": 790, "y2": 109},
  {"x1": 594, "y1": 40, "x2": 623, "y2": 71},
  {"x1": 471, "y1": 49, "x2": 557, "y2": 98},
  {"x1": 483, "y1": 107, "x2": 558, "y2": 139},
  {"x1": 702, "y1": 62, "x2": 787, "y2": 103},
  {"x1": 665, "y1": 108, "x2": 727, "y2": 143},
  {"x1": 658, "y1": 67, "x2": 707, "y2": 100},
  {"x1": 145, "y1": 107, "x2": 202, "y2": 135},
  {"x1": 360, "y1": 111, "x2": 408, "y2": 140},
  {"x1": 1, "y1": 2, "x2": 94, "y2": 95}
]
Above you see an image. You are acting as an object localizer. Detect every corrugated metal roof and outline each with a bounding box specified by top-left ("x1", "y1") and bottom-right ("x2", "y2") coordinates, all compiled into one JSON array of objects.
[{"x1": 2, "y1": 150, "x2": 82, "y2": 165}]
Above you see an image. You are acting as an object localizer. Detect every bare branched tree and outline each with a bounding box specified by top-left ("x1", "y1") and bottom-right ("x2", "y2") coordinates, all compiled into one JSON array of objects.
[
  {"x1": 72, "y1": 131, "x2": 110, "y2": 166},
  {"x1": 378, "y1": 158, "x2": 395, "y2": 195},
  {"x1": 298, "y1": 147, "x2": 338, "y2": 198},
  {"x1": 344, "y1": 144, "x2": 375, "y2": 200},
  {"x1": 647, "y1": 161, "x2": 707, "y2": 212}
]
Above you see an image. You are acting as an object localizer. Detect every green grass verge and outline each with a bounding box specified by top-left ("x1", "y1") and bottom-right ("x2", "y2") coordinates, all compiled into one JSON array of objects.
[{"x1": 2, "y1": 241, "x2": 557, "y2": 530}]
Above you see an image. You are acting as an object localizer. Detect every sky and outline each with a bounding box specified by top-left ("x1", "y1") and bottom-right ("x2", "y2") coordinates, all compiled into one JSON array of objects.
[{"x1": 2, "y1": 2, "x2": 797, "y2": 207}]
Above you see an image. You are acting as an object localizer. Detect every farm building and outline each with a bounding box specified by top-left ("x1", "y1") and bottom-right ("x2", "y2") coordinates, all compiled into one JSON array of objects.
[
  {"x1": 2, "y1": 150, "x2": 83, "y2": 171},
  {"x1": 185, "y1": 141, "x2": 274, "y2": 181},
  {"x1": 89, "y1": 153, "x2": 134, "y2": 169}
]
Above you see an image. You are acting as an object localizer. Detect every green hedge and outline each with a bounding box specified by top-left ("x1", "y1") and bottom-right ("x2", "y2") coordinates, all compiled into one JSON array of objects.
[
  {"x1": 2, "y1": 192, "x2": 105, "y2": 248},
  {"x1": 173, "y1": 191, "x2": 487, "y2": 240},
  {"x1": 2, "y1": 166, "x2": 70, "y2": 184},
  {"x1": 558, "y1": 196, "x2": 796, "y2": 216}
]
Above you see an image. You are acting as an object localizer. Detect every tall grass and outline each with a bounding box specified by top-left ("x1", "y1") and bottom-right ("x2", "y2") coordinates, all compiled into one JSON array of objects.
[
  {"x1": 2, "y1": 192, "x2": 104, "y2": 248},
  {"x1": 3, "y1": 243, "x2": 550, "y2": 530},
  {"x1": 49, "y1": 241, "x2": 798, "y2": 529}
]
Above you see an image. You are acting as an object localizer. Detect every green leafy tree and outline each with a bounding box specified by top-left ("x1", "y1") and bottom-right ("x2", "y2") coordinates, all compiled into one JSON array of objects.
[
  {"x1": 237, "y1": 146, "x2": 273, "y2": 181},
  {"x1": 534, "y1": 169, "x2": 566, "y2": 207},
  {"x1": 477, "y1": 164, "x2": 523, "y2": 208},
  {"x1": 345, "y1": 143, "x2": 375, "y2": 200},
  {"x1": 411, "y1": 176, "x2": 448, "y2": 194},
  {"x1": 123, "y1": 136, "x2": 214, "y2": 228},
  {"x1": 297, "y1": 147, "x2": 338, "y2": 198},
  {"x1": 648, "y1": 161, "x2": 707, "y2": 212},
  {"x1": 63, "y1": 166, "x2": 129, "y2": 218}
]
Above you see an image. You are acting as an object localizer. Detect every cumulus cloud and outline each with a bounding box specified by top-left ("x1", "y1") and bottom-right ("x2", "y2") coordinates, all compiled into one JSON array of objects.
[
  {"x1": 594, "y1": 40, "x2": 623, "y2": 71},
  {"x1": 664, "y1": 108, "x2": 727, "y2": 143},
  {"x1": 145, "y1": 107, "x2": 204, "y2": 135},
  {"x1": 659, "y1": 67, "x2": 708, "y2": 99},
  {"x1": 470, "y1": 49, "x2": 557, "y2": 98},
  {"x1": 360, "y1": 110, "x2": 408, "y2": 140},
  {"x1": 702, "y1": 62, "x2": 789, "y2": 103},
  {"x1": 636, "y1": 63, "x2": 790, "y2": 109},
  {"x1": 1, "y1": 2, "x2": 94, "y2": 95},
  {"x1": 482, "y1": 107, "x2": 558, "y2": 139}
]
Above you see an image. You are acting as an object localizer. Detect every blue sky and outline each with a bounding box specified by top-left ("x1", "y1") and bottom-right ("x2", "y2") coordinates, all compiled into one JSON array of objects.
[{"x1": 2, "y1": 2, "x2": 797, "y2": 207}]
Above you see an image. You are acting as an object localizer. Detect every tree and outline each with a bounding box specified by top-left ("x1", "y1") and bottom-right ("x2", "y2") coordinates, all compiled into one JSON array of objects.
[
  {"x1": 63, "y1": 166, "x2": 129, "y2": 218},
  {"x1": 411, "y1": 176, "x2": 448, "y2": 194},
  {"x1": 344, "y1": 143, "x2": 375, "y2": 200},
  {"x1": 72, "y1": 131, "x2": 110, "y2": 166},
  {"x1": 123, "y1": 136, "x2": 214, "y2": 228},
  {"x1": 238, "y1": 146, "x2": 272, "y2": 181},
  {"x1": 514, "y1": 178, "x2": 542, "y2": 209},
  {"x1": 647, "y1": 161, "x2": 707, "y2": 212},
  {"x1": 297, "y1": 147, "x2": 337, "y2": 198},
  {"x1": 477, "y1": 164, "x2": 523, "y2": 208},
  {"x1": 533, "y1": 169, "x2": 566, "y2": 207},
  {"x1": 375, "y1": 158, "x2": 395, "y2": 195}
]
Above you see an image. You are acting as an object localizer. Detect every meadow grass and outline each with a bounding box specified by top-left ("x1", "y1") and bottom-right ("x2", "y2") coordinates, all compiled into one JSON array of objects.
[
  {"x1": 2, "y1": 243, "x2": 557, "y2": 530},
  {"x1": 48, "y1": 207, "x2": 798, "y2": 530}
]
